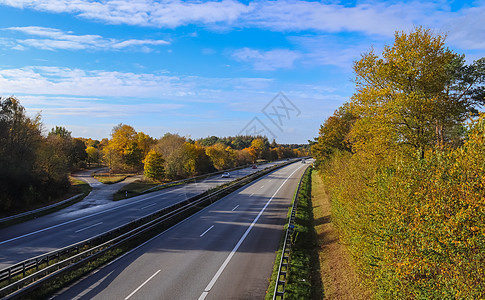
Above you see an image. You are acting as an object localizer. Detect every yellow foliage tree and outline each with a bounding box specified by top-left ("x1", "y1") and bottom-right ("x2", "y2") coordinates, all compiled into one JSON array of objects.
[{"x1": 350, "y1": 27, "x2": 458, "y2": 160}]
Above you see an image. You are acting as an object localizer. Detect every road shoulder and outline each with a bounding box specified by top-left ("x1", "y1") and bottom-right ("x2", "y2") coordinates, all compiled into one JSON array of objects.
[{"x1": 312, "y1": 171, "x2": 371, "y2": 299}]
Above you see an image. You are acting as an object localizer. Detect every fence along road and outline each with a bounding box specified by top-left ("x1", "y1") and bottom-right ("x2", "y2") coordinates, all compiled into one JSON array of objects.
[
  {"x1": 0, "y1": 161, "x2": 287, "y2": 269},
  {"x1": 52, "y1": 161, "x2": 309, "y2": 300}
]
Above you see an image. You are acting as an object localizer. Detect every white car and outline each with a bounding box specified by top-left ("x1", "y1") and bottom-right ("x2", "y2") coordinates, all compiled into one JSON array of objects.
[{"x1": 221, "y1": 172, "x2": 231, "y2": 178}]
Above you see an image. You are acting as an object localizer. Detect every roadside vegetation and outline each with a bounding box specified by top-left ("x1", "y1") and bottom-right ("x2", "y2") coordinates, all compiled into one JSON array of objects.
[
  {"x1": 311, "y1": 171, "x2": 371, "y2": 299},
  {"x1": 311, "y1": 27, "x2": 485, "y2": 298},
  {"x1": 284, "y1": 168, "x2": 323, "y2": 299}
]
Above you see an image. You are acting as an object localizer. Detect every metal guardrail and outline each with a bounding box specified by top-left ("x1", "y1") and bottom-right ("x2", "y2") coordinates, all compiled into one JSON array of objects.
[
  {"x1": 273, "y1": 165, "x2": 310, "y2": 299},
  {"x1": 0, "y1": 193, "x2": 83, "y2": 225},
  {"x1": 140, "y1": 159, "x2": 296, "y2": 194},
  {"x1": 0, "y1": 160, "x2": 296, "y2": 299},
  {"x1": 140, "y1": 163, "x2": 252, "y2": 194}
]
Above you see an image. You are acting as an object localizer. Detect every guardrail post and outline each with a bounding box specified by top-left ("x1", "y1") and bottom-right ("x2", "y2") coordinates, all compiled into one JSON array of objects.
[{"x1": 22, "y1": 262, "x2": 25, "y2": 277}]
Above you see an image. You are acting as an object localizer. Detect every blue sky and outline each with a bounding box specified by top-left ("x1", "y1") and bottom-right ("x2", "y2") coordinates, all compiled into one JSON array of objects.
[{"x1": 0, "y1": 0, "x2": 484, "y2": 143}]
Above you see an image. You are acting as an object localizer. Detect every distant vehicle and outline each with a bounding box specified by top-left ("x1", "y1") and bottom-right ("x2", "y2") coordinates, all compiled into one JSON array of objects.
[
  {"x1": 221, "y1": 172, "x2": 231, "y2": 178},
  {"x1": 252, "y1": 164, "x2": 257, "y2": 169},
  {"x1": 301, "y1": 159, "x2": 306, "y2": 164}
]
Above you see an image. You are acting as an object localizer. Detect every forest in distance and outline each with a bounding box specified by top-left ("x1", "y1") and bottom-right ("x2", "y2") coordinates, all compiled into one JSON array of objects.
[
  {"x1": 0, "y1": 96, "x2": 308, "y2": 215},
  {"x1": 310, "y1": 27, "x2": 485, "y2": 298}
]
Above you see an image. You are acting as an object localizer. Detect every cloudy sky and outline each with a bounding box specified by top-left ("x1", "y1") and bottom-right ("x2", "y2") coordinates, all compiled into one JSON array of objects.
[{"x1": 0, "y1": 0, "x2": 484, "y2": 143}]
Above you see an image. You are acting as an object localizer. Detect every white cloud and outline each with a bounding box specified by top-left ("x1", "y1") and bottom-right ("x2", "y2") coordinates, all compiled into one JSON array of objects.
[
  {"x1": 1, "y1": 0, "x2": 484, "y2": 52},
  {"x1": 0, "y1": 66, "x2": 186, "y2": 97},
  {"x1": 286, "y1": 34, "x2": 377, "y2": 69},
  {"x1": 0, "y1": 0, "x2": 250, "y2": 28},
  {"x1": 444, "y1": 5, "x2": 485, "y2": 50},
  {"x1": 23, "y1": 96, "x2": 184, "y2": 118},
  {"x1": 0, "y1": 65, "x2": 279, "y2": 103},
  {"x1": 0, "y1": 1, "x2": 451, "y2": 35},
  {"x1": 232, "y1": 48, "x2": 301, "y2": 71},
  {"x1": 4, "y1": 26, "x2": 169, "y2": 51},
  {"x1": 242, "y1": 1, "x2": 419, "y2": 36}
]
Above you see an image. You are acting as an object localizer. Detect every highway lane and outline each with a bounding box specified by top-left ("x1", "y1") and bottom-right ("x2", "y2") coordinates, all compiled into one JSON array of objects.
[
  {"x1": 0, "y1": 161, "x2": 289, "y2": 269},
  {"x1": 52, "y1": 161, "x2": 309, "y2": 300}
]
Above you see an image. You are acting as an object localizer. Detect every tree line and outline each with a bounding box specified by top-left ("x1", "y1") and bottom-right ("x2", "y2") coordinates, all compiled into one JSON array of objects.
[
  {"x1": 0, "y1": 98, "x2": 87, "y2": 213},
  {"x1": 0, "y1": 98, "x2": 308, "y2": 214},
  {"x1": 311, "y1": 27, "x2": 485, "y2": 298}
]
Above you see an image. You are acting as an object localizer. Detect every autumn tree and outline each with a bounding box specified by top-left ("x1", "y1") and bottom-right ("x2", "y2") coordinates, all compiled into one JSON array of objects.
[
  {"x1": 86, "y1": 146, "x2": 100, "y2": 167},
  {"x1": 143, "y1": 150, "x2": 165, "y2": 181},
  {"x1": 350, "y1": 27, "x2": 469, "y2": 159},
  {"x1": 153, "y1": 133, "x2": 186, "y2": 158},
  {"x1": 205, "y1": 143, "x2": 235, "y2": 170},
  {"x1": 106, "y1": 124, "x2": 143, "y2": 172},
  {"x1": 137, "y1": 131, "x2": 155, "y2": 159},
  {"x1": 38, "y1": 127, "x2": 74, "y2": 182},
  {"x1": 311, "y1": 104, "x2": 357, "y2": 162},
  {"x1": 0, "y1": 97, "x2": 74, "y2": 211},
  {"x1": 250, "y1": 138, "x2": 268, "y2": 161},
  {"x1": 182, "y1": 142, "x2": 213, "y2": 176}
]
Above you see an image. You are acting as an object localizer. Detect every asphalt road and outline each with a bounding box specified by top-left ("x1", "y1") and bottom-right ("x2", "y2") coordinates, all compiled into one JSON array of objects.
[
  {"x1": 0, "y1": 161, "x2": 293, "y2": 269},
  {"x1": 52, "y1": 161, "x2": 309, "y2": 300}
]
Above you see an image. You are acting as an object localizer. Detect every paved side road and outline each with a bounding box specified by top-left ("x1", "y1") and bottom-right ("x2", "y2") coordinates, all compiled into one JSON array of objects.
[{"x1": 71, "y1": 168, "x2": 142, "y2": 209}]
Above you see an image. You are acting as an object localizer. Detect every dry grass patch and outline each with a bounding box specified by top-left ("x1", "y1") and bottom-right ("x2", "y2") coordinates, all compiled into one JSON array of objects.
[{"x1": 312, "y1": 171, "x2": 371, "y2": 300}]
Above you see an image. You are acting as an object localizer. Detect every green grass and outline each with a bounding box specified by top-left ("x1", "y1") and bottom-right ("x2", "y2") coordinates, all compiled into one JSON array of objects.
[
  {"x1": 265, "y1": 167, "x2": 323, "y2": 300},
  {"x1": 284, "y1": 168, "x2": 322, "y2": 299},
  {"x1": 113, "y1": 180, "x2": 160, "y2": 201},
  {"x1": 70, "y1": 177, "x2": 91, "y2": 196}
]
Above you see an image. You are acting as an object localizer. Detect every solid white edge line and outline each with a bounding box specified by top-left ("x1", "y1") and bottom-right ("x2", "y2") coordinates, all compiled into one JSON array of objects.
[
  {"x1": 198, "y1": 291, "x2": 209, "y2": 300},
  {"x1": 200, "y1": 225, "x2": 215, "y2": 237},
  {"x1": 124, "y1": 269, "x2": 161, "y2": 300},
  {"x1": 198, "y1": 164, "x2": 303, "y2": 298},
  {"x1": 74, "y1": 222, "x2": 103, "y2": 233}
]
